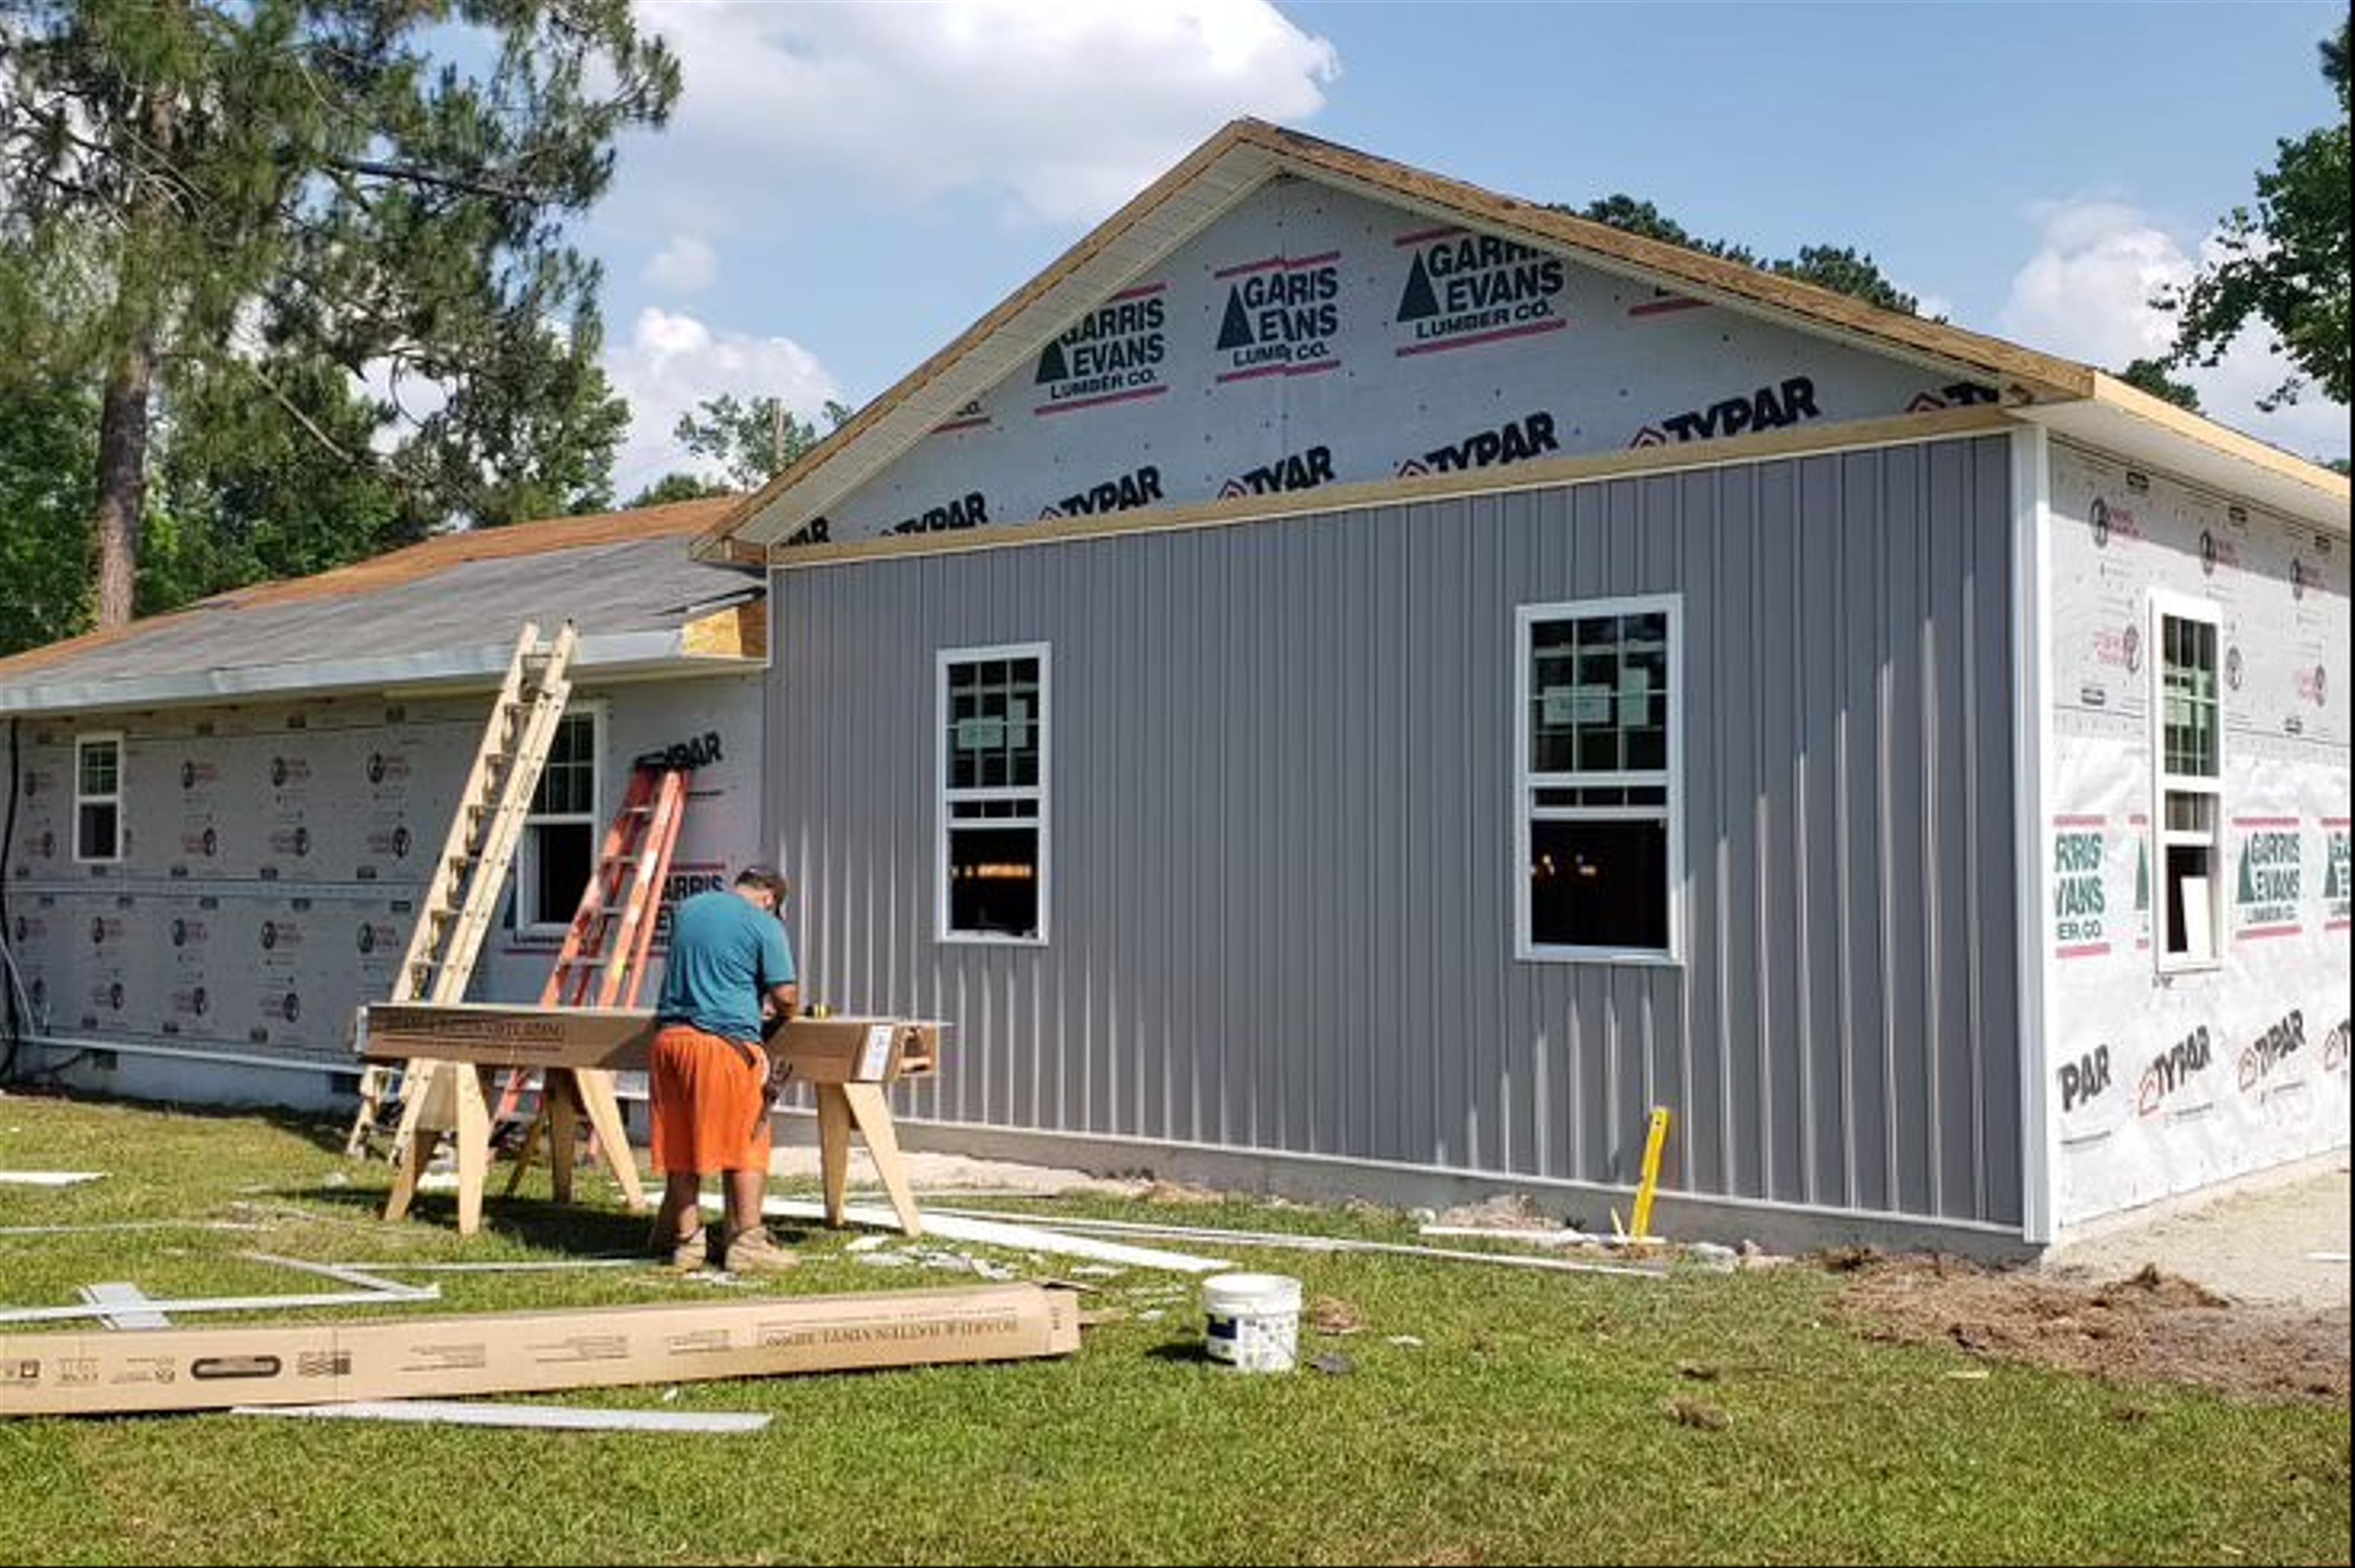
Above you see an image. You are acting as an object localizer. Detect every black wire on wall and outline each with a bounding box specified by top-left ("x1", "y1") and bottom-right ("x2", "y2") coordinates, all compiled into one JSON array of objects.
[{"x1": 2, "y1": 716, "x2": 21, "y2": 1080}]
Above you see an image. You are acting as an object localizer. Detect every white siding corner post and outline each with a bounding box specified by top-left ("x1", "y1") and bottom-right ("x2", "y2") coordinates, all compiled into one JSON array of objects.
[{"x1": 2009, "y1": 424, "x2": 2056, "y2": 1245}]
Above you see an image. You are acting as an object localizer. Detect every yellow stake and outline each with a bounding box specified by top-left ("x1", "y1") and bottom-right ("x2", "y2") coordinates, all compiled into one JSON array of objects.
[{"x1": 1629, "y1": 1107, "x2": 1672, "y2": 1242}]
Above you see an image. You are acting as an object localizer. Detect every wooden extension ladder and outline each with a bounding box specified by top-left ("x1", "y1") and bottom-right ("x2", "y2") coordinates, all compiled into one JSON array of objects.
[
  {"x1": 342, "y1": 623, "x2": 578, "y2": 1229},
  {"x1": 496, "y1": 761, "x2": 693, "y2": 1204}
]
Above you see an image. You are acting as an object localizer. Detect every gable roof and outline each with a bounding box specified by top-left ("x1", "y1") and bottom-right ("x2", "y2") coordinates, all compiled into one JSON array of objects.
[
  {"x1": 0, "y1": 496, "x2": 765, "y2": 716},
  {"x1": 703, "y1": 118, "x2": 2346, "y2": 558}
]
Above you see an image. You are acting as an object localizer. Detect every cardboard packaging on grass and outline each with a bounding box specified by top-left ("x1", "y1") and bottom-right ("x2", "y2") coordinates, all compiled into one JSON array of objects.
[{"x1": 0, "y1": 1283, "x2": 1080, "y2": 1417}]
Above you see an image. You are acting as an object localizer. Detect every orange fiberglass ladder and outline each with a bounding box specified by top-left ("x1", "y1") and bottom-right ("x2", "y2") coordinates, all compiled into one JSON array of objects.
[{"x1": 496, "y1": 759, "x2": 694, "y2": 1201}]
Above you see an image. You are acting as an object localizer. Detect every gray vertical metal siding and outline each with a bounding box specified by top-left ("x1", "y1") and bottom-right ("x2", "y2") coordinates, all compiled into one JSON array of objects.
[{"x1": 767, "y1": 434, "x2": 2021, "y2": 1225}]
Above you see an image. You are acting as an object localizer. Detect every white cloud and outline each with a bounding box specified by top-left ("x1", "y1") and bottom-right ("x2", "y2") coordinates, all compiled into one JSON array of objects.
[
  {"x1": 637, "y1": 0, "x2": 1339, "y2": 226},
  {"x1": 645, "y1": 234, "x2": 719, "y2": 294},
  {"x1": 1998, "y1": 196, "x2": 2348, "y2": 461},
  {"x1": 603, "y1": 307, "x2": 843, "y2": 492}
]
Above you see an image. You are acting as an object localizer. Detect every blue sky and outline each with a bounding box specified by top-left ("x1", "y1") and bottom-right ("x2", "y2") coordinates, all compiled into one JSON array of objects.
[{"x1": 581, "y1": 1, "x2": 2351, "y2": 497}]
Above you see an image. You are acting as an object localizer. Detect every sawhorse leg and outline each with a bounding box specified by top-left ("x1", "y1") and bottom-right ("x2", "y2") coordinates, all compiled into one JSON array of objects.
[
  {"x1": 496, "y1": 1068, "x2": 646, "y2": 1214},
  {"x1": 382, "y1": 1060, "x2": 491, "y2": 1236},
  {"x1": 572, "y1": 1068, "x2": 648, "y2": 1212},
  {"x1": 383, "y1": 1059, "x2": 448, "y2": 1223},
  {"x1": 451, "y1": 1063, "x2": 491, "y2": 1237},
  {"x1": 814, "y1": 1082, "x2": 922, "y2": 1238}
]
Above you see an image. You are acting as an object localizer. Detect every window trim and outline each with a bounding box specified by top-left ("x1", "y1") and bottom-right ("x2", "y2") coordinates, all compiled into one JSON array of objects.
[
  {"x1": 516, "y1": 701, "x2": 606, "y2": 936},
  {"x1": 73, "y1": 731, "x2": 125, "y2": 865},
  {"x1": 936, "y1": 641, "x2": 1051, "y2": 947},
  {"x1": 1514, "y1": 595, "x2": 1684, "y2": 965},
  {"x1": 2148, "y1": 589, "x2": 2224, "y2": 976}
]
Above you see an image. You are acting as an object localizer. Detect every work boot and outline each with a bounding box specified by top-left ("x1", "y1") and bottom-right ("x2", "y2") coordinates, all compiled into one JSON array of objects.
[
  {"x1": 721, "y1": 1224, "x2": 799, "y2": 1274},
  {"x1": 653, "y1": 1217, "x2": 711, "y2": 1271}
]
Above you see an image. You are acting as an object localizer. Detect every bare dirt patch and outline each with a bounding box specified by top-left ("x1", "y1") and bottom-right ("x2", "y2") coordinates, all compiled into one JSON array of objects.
[{"x1": 1836, "y1": 1255, "x2": 2350, "y2": 1405}]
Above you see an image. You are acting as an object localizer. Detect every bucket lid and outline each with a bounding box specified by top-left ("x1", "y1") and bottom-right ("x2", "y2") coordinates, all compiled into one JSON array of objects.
[{"x1": 1201, "y1": 1272, "x2": 1303, "y2": 1308}]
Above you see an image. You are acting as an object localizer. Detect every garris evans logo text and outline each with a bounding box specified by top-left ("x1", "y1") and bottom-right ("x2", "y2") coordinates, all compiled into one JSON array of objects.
[
  {"x1": 1393, "y1": 228, "x2": 1566, "y2": 356},
  {"x1": 1214, "y1": 253, "x2": 1342, "y2": 383},
  {"x1": 1034, "y1": 285, "x2": 1166, "y2": 414},
  {"x1": 2235, "y1": 823, "x2": 2301, "y2": 933},
  {"x1": 2326, "y1": 824, "x2": 2350, "y2": 924},
  {"x1": 2052, "y1": 825, "x2": 2105, "y2": 950}
]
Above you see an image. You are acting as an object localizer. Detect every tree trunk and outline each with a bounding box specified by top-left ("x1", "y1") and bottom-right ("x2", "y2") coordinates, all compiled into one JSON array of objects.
[{"x1": 93, "y1": 328, "x2": 157, "y2": 630}]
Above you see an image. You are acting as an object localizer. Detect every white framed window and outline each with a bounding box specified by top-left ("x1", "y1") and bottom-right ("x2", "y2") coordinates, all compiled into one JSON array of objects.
[
  {"x1": 517, "y1": 706, "x2": 603, "y2": 933},
  {"x1": 1515, "y1": 597, "x2": 1682, "y2": 963},
  {"x1": 938, "y1": 644, "x2": 1048, "y2": 944},
  {"x1": 74, "y1": 732, "x2": 124, "y2": 864},
  {"x1": 2149, "y1": 591, "x2": 2223, "y2": 973}
]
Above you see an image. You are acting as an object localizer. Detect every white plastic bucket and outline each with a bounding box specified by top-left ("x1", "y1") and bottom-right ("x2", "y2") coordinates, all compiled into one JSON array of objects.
[{"x1": 1201, "y1": 1272, "x2": 1302, "y2": 1373}]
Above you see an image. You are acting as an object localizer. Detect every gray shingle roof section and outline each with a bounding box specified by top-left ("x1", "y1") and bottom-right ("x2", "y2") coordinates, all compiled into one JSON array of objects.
[{"x1": 18, "y1": 537, "x2": 756, "y2": 687}]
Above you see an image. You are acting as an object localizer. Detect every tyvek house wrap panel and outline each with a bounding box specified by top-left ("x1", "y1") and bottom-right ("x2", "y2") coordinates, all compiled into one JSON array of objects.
[
  {"x1": 2042, "y1": 440, "x2": 2351, "y2": 1228},
  {"x1": 2, "y1": 678, "x2": 764, "y2": 1074},
  {"x1": 814, "y1": 177, "x2": 1989, "y2": 544}
]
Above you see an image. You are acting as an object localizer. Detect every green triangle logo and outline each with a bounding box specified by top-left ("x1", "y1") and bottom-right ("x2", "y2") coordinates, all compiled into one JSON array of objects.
[
  {"x1": 2237, "y1": 842, "x2": 2259, "y2": 903},
  {"x1": 1216, "y1": 289, "x2": 1255, "y2": 351},
  {"x1": 1034, "y1": 338, "x2": 1068, "y2": 385},
  {"x1": 2136, "y1": 840, "x2": 2150, "y2": 911},
  {"x1": 1396, "y1": 253, "x2": 1439, "y2": 323}
]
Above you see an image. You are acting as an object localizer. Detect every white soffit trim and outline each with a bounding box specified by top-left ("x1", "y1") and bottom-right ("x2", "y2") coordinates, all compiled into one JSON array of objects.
[
  {"x1": 0, "y1": 630, "x2": 746, "y2": 717},
  {"x1": 2022, "y1": 392, "x2": 2349, "y2": 536}
]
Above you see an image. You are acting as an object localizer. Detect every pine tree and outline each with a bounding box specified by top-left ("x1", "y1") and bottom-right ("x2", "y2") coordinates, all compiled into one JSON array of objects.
[{"x1": 0, "y1": 0, "x2": 680, "y2": 629}]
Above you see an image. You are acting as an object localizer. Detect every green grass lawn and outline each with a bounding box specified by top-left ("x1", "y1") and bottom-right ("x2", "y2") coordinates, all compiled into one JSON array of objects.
[{"x1": 0, "y1": 1092, "x2": 2346, "y2": 1566}]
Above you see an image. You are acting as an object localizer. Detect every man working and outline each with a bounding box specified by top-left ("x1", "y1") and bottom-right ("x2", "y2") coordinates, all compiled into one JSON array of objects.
[{"x1": 648, "y1": 866, "x2": 799, "y2": 1271}]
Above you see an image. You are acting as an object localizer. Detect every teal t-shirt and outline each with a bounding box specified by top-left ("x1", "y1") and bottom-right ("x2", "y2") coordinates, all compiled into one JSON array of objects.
[{"x1": 655, "y1": 889, "x2": 797, "y2": 1044}]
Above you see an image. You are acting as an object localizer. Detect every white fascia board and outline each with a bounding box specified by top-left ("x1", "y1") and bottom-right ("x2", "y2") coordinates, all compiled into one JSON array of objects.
[{"x1": 0, "y1": 630, "x2": 748, "y2": 717}]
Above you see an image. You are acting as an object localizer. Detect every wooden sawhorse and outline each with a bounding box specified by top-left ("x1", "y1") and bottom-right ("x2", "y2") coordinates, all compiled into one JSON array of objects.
[
  {"x1": 771, "y1": 1016, "x2": 943, "y2": 1239},
  {"x1": 356, "y1": 1004, "x2": 942, "y2": 1240}
]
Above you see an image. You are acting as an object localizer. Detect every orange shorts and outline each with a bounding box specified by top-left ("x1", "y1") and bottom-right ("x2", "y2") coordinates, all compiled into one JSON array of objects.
[{"x1": 649, "y1": 1025, "x2": 773, "y2": 1175}]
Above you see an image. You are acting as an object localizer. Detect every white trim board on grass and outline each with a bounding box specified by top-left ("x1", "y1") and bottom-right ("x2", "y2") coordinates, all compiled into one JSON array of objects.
[
  {"x1": 231, "y1": 1401, "x2": 772, "y2": 1434},
  {"x1": 78, "y1": 1283, "x2": 172, "y2": 1330},
  {"x1": 0, "y1": 1172, "x2": 105, "y2": 1186},
  {"x1": 711, "y1": 1196, "x2": 1231, "y2": 1274},
  {"x1": 924, "y1": 1207, "x2": 1667, "y2": 1279},
  {"x1": 0, "y1": 1282, "x2": 439, "y2": 1327}
]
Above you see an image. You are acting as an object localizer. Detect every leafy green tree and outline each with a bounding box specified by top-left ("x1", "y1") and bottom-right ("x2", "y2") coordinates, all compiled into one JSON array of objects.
[
  {"x1": 2116, "y1": 356, "x2": 2204, "y2": 411},
  {"x1": 1566, "y1": 197, "x2": 1918, "y2": 315},
  {"x1": 138, "y1": 357, "x2": 408, "y2": 614},
  {"x1": 2162, "y1": 14, "x2": 2351, "y2": 409},
  {"x1": 0, "y1": 369, "x2": 97, "y2": 655},
  {"x1": 0, "y1": 0, "x2": 681, "y2": 629},
  {"x1": 1766, "y1": 245, "x2": 1918, "y2": 316},
  {"x1": 672, "y1": 394, "x2": 855, "y2": 492},
  {"x1": 624, "y1": 471, "x2": 737, "y2": 508}
]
